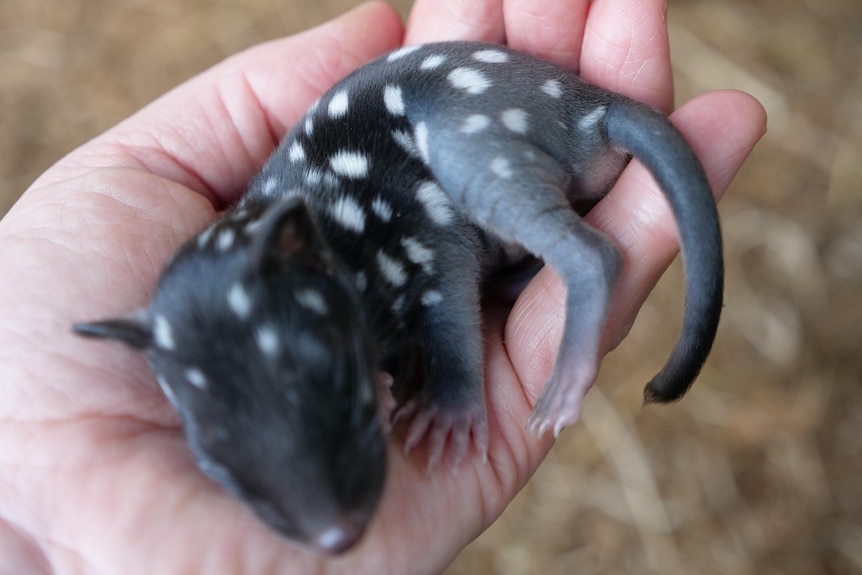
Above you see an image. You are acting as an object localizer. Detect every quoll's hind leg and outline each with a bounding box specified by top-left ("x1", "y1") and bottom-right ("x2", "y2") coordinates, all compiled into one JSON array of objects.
[
  {"x1": 430, "y1": 143, "x2": 622, "y2": 438},
  {"x1": 396, "y1": 247, "x2": 488, "y2": 468},
  {"x1": 525, "y1": 221, "x2": 622, "y2": 437}
]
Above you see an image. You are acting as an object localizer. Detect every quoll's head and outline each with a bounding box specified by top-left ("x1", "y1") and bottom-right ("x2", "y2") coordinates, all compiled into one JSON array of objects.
[{"x1": 74, "y1": 197, "x2": 386, "y2": 554}]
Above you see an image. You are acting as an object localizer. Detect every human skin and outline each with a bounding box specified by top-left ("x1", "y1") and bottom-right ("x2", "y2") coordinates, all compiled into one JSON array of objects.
[{"x1": 0, "y1": 0, "x2": 766, "y2": 573}]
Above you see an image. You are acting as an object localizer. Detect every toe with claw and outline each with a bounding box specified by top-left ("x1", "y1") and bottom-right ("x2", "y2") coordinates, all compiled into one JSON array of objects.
[{"x1": 393, "y1": 396, "x2": 489, "y2": 470}]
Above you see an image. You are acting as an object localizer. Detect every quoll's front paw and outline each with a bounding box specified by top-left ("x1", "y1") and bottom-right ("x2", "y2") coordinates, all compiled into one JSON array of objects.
[{"x1": 393, "y1": 395, "x2": 489, "y2": 470}]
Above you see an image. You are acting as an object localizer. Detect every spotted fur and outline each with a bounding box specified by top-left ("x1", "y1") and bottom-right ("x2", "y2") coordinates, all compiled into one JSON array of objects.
[{"x1": 74, "y1": 41, "x2": 722, "y2": 554}]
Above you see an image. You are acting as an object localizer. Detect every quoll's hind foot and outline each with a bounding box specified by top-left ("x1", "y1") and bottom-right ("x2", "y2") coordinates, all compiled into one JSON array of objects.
[
  {"x1": 393, "y1": 395, "x2": 489, "y2": 470},
  {"x1": 526, "y1": 365, "x2": 597, "y2": 439}
]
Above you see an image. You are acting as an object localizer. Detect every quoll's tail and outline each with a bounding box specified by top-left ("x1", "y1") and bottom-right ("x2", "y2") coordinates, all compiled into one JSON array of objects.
[{"x1": 604, "y1": 99, "x2": 724, "y2": 404}]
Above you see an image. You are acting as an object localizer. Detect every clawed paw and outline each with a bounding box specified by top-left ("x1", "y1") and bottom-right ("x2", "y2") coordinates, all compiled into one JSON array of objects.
[
  {"x1": 526, "y1": 404, "x2": 581, "y2": 439},
  {"x1": 526, "y1": 369, "x2": 591, "y2": 439},
  {"x1": 393, "y1": 398, "x2": 489, "y2": 470}
]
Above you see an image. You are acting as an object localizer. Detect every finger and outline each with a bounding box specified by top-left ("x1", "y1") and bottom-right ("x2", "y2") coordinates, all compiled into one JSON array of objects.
[
  {"x1": 507, "y1": 90, "x2": 768, "y2": 403},
  {"x1": 405, "y1": 0, "x2": 505, "y2": 44},
  {"x1": 34, "y1": 1, "x2": 404, "y2": 209},
  {"x1": 502, "y1": 0, "x2": 590, "y2": 69},
  {"x1": 581, "y1": 0, "x2": 674, "y2": 113}
]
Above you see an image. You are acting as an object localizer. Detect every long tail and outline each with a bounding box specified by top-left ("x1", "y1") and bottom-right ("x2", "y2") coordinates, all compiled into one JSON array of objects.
[{"x1": 604, "y1": 99, "x2": 723, "y2": 404}]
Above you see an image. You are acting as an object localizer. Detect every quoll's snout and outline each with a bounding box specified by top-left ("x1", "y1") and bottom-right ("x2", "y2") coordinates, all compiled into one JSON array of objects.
[
  {"x1": 312, "y1": 515, "x2": 369, "y2": 554},
  {"x1": 249, "y1": 493, "x2": 372, "y2": 554}
]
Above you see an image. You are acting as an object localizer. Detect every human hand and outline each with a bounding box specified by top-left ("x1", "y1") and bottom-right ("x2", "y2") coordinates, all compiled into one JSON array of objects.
[{"x1": 0, "y1": 1, "x2": 766, "y2": 573}]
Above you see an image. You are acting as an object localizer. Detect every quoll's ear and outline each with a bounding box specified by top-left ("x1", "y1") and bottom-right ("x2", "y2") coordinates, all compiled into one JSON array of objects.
[
  {"x1": 73, "y1": 317, "x2": 152, "y2": 349},
  {"x1": 249, "y1": 196, "x2": 330, "y2": 271}
]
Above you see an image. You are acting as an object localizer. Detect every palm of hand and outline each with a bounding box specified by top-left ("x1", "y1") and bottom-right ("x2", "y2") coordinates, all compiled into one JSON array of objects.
[{"x1": 0, "y1": 1, "x2": 765, "y2": 573}]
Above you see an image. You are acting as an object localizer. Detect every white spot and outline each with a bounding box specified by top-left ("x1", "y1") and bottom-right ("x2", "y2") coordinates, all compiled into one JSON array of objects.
[
  {"x1": 304, "y1": 116, "x2": 314, "y2": 136},
  {"x1": 217, "y1": 228, "x2": 235, "y2": 251},
  {"x1": 295, "y1": 288, "x2": 328, "y2": 315},
  {"x1": 305, "y1": 168, "x2": 323, "y2": 186},
  {"x1": 185, "y1": 368, "x2": 207, "y2": 390},
  {"x1": 330, "y1": 150, "x2": 369, "y2": 179},
  {"x1": 501, "y1": 108, "x2": 529, "y2": 134},
  {"x1": 245, "y1": 218, "x2": 263, "y2": 235},
  {"x1": 416, "y1": 181, "x2": 454, "y2": 225},
  {"x1": 422, "y1": 290, "x2": 444, "y2": 306},
  {"x1": 262, "y1": 177, "x2": 278, "y2": 195},
  {"x1": 376, "y1": 250, "x2": 407, "y2": 287},
  {"x1": 401, "y1": 236, "x2": 434, "y2": 274},
  {"x1": 227, "y1": 283, "x2": 252, "y2": 319},
  {"x1": 328, "y1": 90, "x2": 349, "y2": 118},
  {"x1": 491, "y1": 156, "x2": 513, "y2": 178},
  {"x1": 153, "y1": 315, "x2": 175, "y2": 351},
  {"x1": 392, "y1": 295, "x2": 405, "y2": 314},
  {"x1": 197, "y1": 223, "x2": 216, "y2": 248},
  {"x1": 372, "y1": 196, "x2": 393, "y2": 221},
  {"x1": 414, "y1": 122, "x2": 430, "y2": 163},
  {"x1": 472, "y1": 49, "x2": 509, "y2": 63},
  {"x1": 392, "y1": 129, "x2": 420, "y2": 159},
  {"x1": 288, "y1": 141, "x2": 305, "y2": 162},
  {"x1": 540, "y1": 79, "x2": 563, "y2": 98},
  {"x1": 355, "y1": 271, "x2": 368, "y2": 292},
  {"x1": 156, "y1": 375, "x2": 179, "y2": 406},
  {"x1": 387, "y1": 45, "x2": 421, "y2": 61},
  {"x1": 329, "y1": 195, "x2": 366, "y2": 232},
  {"x1": 384, "y1": 85, "x2": 405, "y2": 116},
  {"x1": 460, "y1": 114, "x2": 491, "y2": 134},
  {"x1": 578, "y1": 106, "x2": 607, "y2": 131},
  {"x1": 420, "y1": 54, "x2": 446, "y2": 70},
  {"x1": 447, "y1": 67, "x2": 491, "y2": 94},
  {"x1": 256, "y1": 325, "x2": 280, "y2": 357}
]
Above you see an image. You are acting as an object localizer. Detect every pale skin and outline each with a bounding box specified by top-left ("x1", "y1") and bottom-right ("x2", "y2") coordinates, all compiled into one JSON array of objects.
[{"x1": 0, "y1": 0, "x2": 766, "y2": 573}]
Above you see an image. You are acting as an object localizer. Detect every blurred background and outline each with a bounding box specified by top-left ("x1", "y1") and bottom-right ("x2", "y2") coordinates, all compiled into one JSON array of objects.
[{"x1": 1, "y1": 0, "x2": 859, "y2": 573}]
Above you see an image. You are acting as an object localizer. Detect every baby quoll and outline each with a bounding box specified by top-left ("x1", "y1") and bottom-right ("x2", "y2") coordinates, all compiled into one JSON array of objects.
[{"x1": 74, "y1": 41, "x2": 722, "y2": 554}]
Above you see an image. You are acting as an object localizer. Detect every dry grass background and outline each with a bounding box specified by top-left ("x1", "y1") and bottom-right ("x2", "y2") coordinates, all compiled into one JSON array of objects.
[{"x1": 1, "y1": 0, "x2": 860, "y2": 573}]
